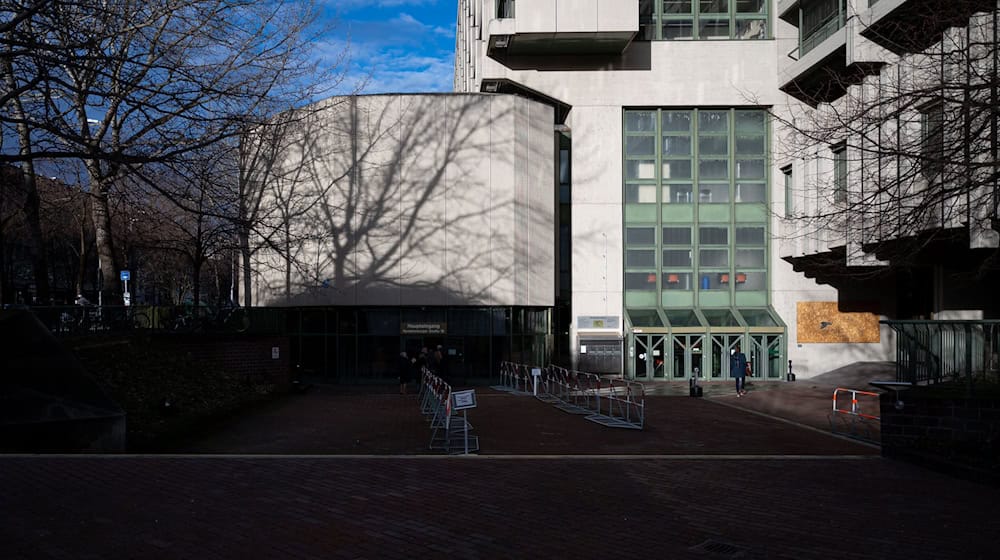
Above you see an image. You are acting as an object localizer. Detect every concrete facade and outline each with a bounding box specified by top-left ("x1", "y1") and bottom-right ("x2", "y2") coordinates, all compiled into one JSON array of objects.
[{"x1": 250, "y1": 93, "x2": 555, "y2": 308}]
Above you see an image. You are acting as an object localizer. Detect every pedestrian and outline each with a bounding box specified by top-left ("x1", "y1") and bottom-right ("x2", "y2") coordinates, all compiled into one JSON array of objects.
[
  {"x1": 433, "y1": 345, "x2": 445, "y2": 378},
  {"x1": 398, "y1": 352, "x2": 412, "y2": 394},
  {"x1": 730, "y1": 343, "x2": 748, "y2": 397}
]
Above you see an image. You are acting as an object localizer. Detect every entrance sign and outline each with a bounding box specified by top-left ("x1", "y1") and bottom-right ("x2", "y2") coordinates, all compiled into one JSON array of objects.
[
  {"x1": 401, "y1": 322, "x2": 447, "y2": 335},
  {"x1": 451, "y1": 389, "x2": 477, "y2": 410}
]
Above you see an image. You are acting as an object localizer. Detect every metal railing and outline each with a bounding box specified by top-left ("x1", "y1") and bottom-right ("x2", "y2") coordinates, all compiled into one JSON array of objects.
[
  {"x1": 828, "y1": 387, "x2": 880, "y2": 442},
  {"x1": 495, "y1": 361, "x2": 644, "y2": 430},
  {"x1": 883, "y1": 320, "x2": 1000, "y2": 396}
]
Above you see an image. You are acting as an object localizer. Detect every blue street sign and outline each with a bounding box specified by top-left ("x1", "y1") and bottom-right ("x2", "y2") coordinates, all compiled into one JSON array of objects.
[{"x1": 120, "y1": 270, "x2": 130, "y2": 281}]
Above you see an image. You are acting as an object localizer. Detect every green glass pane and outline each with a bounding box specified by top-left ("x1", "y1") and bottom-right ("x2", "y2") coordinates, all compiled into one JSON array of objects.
[
  {"x1": 665, "y1": 309, "x2": 703, "y2": 327},
  {"x1": 702, "y1": 308, "x2": 741, "y2": 326},
  {"x1": 663, "y1": 160, "x2": 692, "y2": 179},
  {"x1": 735, "y1": 135, "x2": 765, "y2": 154},
  {"x1": 663, "y1": 249, "x2": 693, "y2": 266},
  {"x1": 698, "y1": 136, "x2": 728, "y2": 155},
  {"x1": 663, "y1": 0, "x2": 694, "y2": 14},
  {"x1": 739, "y1": 308, "x2": 778, "y2": 327},
  {"x1": 625, "y1": 272, "x2": 659, "y2": 291},
  {"x1": 736, "y1": 249, "x2": 765, "y2": 267},
  {"x1": 700, "y1": 0, "x2": 728, "y2": 14},
  {"x1": 736, "y1": 18, "x2": 767, "y2": 39},
  {"x1": 736, "y1": 0, "x2": 765, "y2": 13},
  {"x1": 628, "y1": 308, "x2": 664, "y2": 327},
  {"x1": 735, "y1": 182, "x2": 766, "y2": 203},
  {"x1": 662, "y1": 19, "x2": 694, "y2": 39},
  {"x1": 626, "y1": 227, "x2": 656, "y2": 245},
  {"x1": 662, "y1": 226, "x2": 693, "y2": 245},
  {"x1": 625, "y1": 111, "x2": 657, "y2": 132},
  {"x1": 736, "y1": 159, "x2": 765, "y2": 179},
  {"x1": 626, "y1": 135, "x2": 656, "y2": 156},
  {"x1": 662, "y1": 111, "x2": 692, "y2": 132},
  {"x1": 627, "y1": 249, "x2": 656, "y2": 267},
  {"x1": 699, "y1": 111, "x2": 729, "y2": 132},
  {"x1": 662, "y1": 135, "x2": 692, "y2": 156},
  {"x1": 698, "y1": 159, "x2": 729, "y2": 179},
  {"x1": 663, "y1": 184, "x2": 693, "y2": 204},
  {"x1": 699, "y1": 18, "x2": 730, "y2": 38},
  {"x1": 662, "y1": 272, "x2": 692, "y2": 290},
  {"x1": 735, "y1": 111, "x2": 766, "y2": 133}
]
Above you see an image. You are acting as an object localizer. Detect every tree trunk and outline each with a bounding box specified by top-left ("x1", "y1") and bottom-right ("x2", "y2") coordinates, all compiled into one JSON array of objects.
[
  {"x1": 3, "y1": 42, "x2": 50, "y2": 304},
  {"x1": 284, "y1": 222, "x2": 291, "y2": 301},
  {"x1": 240, "y1": 230, "x2": 252, "y2": 308},
  {"x1": 76, "y1": 213, "x2": 87, "y2": 298},
  {"x1": 88, "y1": 173, "x2": 118, "y2": 304}
]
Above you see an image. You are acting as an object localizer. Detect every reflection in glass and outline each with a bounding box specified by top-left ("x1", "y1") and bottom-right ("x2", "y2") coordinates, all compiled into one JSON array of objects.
[{"x1": 663, "y1": 184, "x2": 693, "y2": 203}]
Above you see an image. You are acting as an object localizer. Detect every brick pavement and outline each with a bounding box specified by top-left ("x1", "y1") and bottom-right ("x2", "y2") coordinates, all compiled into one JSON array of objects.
[
  {"x1": 2, "y1": 455, "x2": 998, "y2": 559},
  {"x1": 3, "y1": 382, "x2": 995, "y2": 559}
]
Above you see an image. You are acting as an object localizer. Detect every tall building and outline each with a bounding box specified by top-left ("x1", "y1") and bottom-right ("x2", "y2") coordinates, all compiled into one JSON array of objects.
[
  {"x1": 248, "y1": 1, "x2": 998, "y2": 382},
  {"x1": 453, "y1": 0, "x2": 999, "y2": 380}
]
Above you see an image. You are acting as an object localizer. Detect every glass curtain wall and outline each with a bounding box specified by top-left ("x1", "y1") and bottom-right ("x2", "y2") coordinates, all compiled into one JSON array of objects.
[
  {"x1": 624, "y1": 108, "x2": 769, "y2": 310},
  {"x1": 624, "y1": 107, "x2": 780, "y2": 380},
  {"x1": 639, "y1": 0, "x2": 769, "y2": 40}
]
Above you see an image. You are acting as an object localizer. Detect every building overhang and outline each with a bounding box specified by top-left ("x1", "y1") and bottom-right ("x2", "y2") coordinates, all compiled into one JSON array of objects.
[
  {"x1": 780, "y1": 42, "x2": 883, "y2": 106},
  {"x1": 488, "y1": 31, "x2": 638, "y2": 57},
  {"x1": 479, "y1": 79, "x2": 572, "y2": 124},
  {"x1": 859, "y1": 0, "x2": 996, "y2": 55},
  {"x1": 777, "y1": 0, "x2": 800, "y2": 25},
  {"x1": 783, "y1": 247, "x2": 889, "y2": 287},
  {"x1": 486, "y1": 1, "x2": 638, "y2": 58}
]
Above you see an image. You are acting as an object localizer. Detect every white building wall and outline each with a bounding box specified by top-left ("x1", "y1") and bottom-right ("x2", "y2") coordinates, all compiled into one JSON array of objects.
[
  {"x1": 251, "y1": 93, "x2": 555, "y2": 308},
  {"x1": 454, "y1": 1, "x2": 932, "y2": 377}
]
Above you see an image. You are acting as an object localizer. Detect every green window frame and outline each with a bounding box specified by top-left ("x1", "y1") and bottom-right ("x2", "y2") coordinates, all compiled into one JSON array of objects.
[
  {"x1": 640, "y1": 0, "x2": 769, "y2": 41},
  {"x1": 624, "y1": 107, "x2": 771, "y2": 303}
]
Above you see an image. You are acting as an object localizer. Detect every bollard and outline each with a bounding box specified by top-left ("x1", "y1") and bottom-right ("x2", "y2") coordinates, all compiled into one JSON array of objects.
[{"x1": 787, "y1": 359, "x2": 796, "y2": 382}]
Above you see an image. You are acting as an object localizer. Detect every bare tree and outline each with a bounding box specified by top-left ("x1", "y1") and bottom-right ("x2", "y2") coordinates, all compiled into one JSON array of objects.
[
  {"x1": 0, "y1": 0, "x2": 348, "y2": 304},
  {"x1": 774, "y1": 3, "x2": 1000, "y2": 281}
]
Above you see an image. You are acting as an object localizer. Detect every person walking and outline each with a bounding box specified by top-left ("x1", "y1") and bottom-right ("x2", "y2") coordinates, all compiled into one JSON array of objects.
[
  {"x1": 730, "y1": 343, "x2": 748, "y2": 397},
  {"x1": 398, "y1": 352, "x2": 412, "y2": 395}
]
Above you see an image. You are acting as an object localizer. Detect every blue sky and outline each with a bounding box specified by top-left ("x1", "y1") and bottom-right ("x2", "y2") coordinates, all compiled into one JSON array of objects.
[{"x1": 324, "y1": 0, "x2": 457, "y2": 94}]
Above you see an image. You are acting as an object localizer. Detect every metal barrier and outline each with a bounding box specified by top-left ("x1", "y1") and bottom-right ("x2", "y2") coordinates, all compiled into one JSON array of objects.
[
  {"x1": 585, "y1": 379, "x2": 645, "y2": 430},
  {"x1": 828, "y1": 387, "x2": 880, "y2": 442},
  {"x1": 494, "y1": 361, "x2": 643, "y2": 430},
  {"x1": 420, "y1": 367, "x2": 478, "y2": 454}
]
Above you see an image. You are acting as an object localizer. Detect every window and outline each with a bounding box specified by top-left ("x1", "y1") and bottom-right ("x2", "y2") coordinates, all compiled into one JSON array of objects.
[
  {"x1": 623, "y1": 108, "x2": 771, "y2": 301},
  {"x1": 920, "y1": 101, "x2": 944, "y2": 181},
  {"x1": 800, "y1": 0, "x2": 845, "y2": 55},
  {"x1": 831, "y1": 143, "x2": 847, "y2": 203},
  {"x1": 497, "y1": 0, "x2": 515, "y2": 19},
  {"x1": 638, "y1": 0, "x2": 767, "y2": 40},
  {"x1": 781, "y1": 165, "x2": 793, "y2": 217}
]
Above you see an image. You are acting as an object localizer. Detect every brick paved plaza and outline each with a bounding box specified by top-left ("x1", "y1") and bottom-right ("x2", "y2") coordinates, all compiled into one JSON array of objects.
[{"x1": 3, "y1": 385, "x2": 998, "y2": 559}]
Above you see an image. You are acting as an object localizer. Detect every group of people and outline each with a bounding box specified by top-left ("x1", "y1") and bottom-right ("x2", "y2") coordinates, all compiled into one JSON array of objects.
[{"x1": 397, "y1": 345, "x2": 447, "y2": 395}]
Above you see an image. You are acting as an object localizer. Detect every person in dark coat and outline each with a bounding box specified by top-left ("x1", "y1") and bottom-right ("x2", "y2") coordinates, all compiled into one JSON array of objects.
[
  {"x1": 730, "y1": 343, "x2": 748, "y2": 397},
  {"x1": 398, "y1": 352, "x2": 412, "y2": 394}
]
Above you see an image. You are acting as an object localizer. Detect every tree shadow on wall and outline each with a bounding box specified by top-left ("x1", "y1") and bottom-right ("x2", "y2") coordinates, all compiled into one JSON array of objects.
[{"x1": 252, "y1": 94, "x2": 556, "y2": 307}]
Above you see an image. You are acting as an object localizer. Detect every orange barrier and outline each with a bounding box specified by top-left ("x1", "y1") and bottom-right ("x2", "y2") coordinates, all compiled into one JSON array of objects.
[{"x1": 828, "y1": 387, "x2": 880, "y2": 441}]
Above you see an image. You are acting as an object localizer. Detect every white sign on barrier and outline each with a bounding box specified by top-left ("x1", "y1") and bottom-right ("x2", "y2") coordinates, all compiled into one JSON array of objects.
[{"x1": 452, "y1": 389, "x2": 477, "y2": 410}]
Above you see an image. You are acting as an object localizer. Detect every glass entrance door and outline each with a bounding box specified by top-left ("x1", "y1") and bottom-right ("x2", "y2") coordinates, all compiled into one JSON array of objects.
[
  {"x1": 749, "y1": 334, "x2": 783, "y2": 379},
  {"x1": 671, "y1": 334, "x2": 705, "y2": 379},
  {"x1": 710, "y1": 334, "x2": 744, "y2": 380},
  {"x1": 632, "y1": 334, "x2": 667, "y2": 379}
]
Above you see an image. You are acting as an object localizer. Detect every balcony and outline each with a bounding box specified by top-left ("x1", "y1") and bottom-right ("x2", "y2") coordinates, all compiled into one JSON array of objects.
[
  {"x1": 780, "y1": 3, "x2": 882, "y2": 105},
  {"x1": 486, "y1": 0, "x2": 638, "y2": 57},
  {"x1": 859, "y1": 0, "x2": 996, "y2": 55}
]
